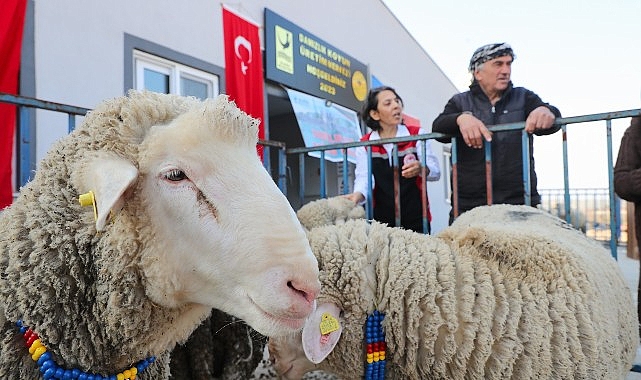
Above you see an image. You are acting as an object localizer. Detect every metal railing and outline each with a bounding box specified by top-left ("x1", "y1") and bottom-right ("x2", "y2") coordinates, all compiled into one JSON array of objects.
[
  {"x1": 2, "y1": 92, "x2": 640, "y2": 257},
  {"x1": 0, "y1": 92, "x2": 90, "y2": 187},
  {"x1": 287, "y1": 133, "x2": 443, "y2": 234},
  {"x1": 0, "y1": 92, "x2": 288, "y2": 190},
  {"x1": 286, "y1": 108, "x2": 641, "y2": 259},
  {"x1": 539, "y1": 188, "x2": 622, "y2": 242}
]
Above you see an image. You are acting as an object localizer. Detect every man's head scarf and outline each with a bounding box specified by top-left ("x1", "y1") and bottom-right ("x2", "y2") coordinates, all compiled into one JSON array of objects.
[{"x1": 468, "y1": 43, "x2": 515, "y2": 73}]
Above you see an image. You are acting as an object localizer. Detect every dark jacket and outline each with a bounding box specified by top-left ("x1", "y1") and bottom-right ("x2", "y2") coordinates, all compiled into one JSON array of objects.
[
  {"x1": 613, "y1": 116, "x2": 641, "y2": 337},
  {"x1": 614, "y1": 117, "x2": 641, "y2": 249},
  {"x1": 432, "y1": 81, "x2": 561, "y2": 217}
]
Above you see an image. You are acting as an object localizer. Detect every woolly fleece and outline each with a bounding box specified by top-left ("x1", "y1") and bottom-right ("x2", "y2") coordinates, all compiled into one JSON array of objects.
[
  {"x1": 0, "y1": 91, "x2": 319, "y2": 379},
  {"x1": 295, "y1": 196, "x2": 366, "y2": 231},
  {"x1": 281, "y1": 204, "x2": 637, "y2": 379}
]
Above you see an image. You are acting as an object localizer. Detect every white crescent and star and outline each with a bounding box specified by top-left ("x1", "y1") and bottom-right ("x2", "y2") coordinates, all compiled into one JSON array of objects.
[{"x1": 234, "y1": 36, "x2": 252, "y2": 75}]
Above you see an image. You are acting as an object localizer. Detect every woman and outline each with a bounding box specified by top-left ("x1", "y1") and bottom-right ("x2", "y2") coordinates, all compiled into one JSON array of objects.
[{"x1": 345, "y1": 86, "x2": 440, "y2": 233}]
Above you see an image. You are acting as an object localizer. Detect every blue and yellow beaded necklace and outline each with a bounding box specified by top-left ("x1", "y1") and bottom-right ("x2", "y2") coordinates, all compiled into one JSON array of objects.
[
  {"x1": 16, "y1": 320, "x2": 156, "y2": 380},
  {"x1": 364, "y1": 310, "x2": 386, "y2": 380}
]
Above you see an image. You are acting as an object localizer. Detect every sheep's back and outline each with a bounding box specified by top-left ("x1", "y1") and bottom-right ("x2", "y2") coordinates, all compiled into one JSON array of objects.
[
  {"x1": 438, "y1": 204, "x2": 637, "y2": 379},
  {"x1": 305, "y1": 209, "x2": 637, "y2": 379}
]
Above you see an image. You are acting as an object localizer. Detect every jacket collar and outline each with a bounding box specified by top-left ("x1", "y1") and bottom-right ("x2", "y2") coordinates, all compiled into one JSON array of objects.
[
  {"x1": 370, "y1": 124, "x2": 409, "y2": 141},
  {"x1": 469, "y1": 80, "x2": 514, "y2": 101}
]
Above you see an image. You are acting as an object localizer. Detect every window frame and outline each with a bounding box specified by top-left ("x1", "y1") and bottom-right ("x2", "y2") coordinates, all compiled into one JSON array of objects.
[
  {"x1": 124, "y1": 33, "x2": 225, "y2": 97},
  {"x1": 133, "y1": 50, "x2": 219, "y2": 98}
]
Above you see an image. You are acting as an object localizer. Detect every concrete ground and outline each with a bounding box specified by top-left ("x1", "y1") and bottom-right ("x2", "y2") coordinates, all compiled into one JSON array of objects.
[{"x1": 617, "y1": 248, "x2": 641, "y2": 379}]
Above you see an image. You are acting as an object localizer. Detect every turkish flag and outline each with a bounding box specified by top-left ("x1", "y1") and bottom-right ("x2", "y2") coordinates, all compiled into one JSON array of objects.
[
  {"x1": 222, "y1": 6, "x2": 265, "y2": 159},
  {"x1": 0, "y1": 0, "x2": 27, "y2": 209}
]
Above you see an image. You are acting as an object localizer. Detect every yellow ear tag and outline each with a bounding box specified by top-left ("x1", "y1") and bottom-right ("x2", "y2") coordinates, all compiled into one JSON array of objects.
[
  {"x1": 319, "y1": 312, "x2": 340, "y2": 335},
  {"x1": 78, "y1": 191, "x2": 98, "y2": 222}
]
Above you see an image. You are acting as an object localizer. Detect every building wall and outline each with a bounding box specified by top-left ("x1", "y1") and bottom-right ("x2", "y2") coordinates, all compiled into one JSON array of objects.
[{"x1": 28, "y1": 0, "x2": 459, "y2": 233}]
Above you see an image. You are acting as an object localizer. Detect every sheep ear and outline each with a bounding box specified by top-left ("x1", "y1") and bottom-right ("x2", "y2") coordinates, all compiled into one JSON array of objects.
[
  {"x1": 301, "y1": 302, "x2": 343, "y2": 364},
  {"x1": 77, "y1": 155, "x2": 138, "y2": 231}
]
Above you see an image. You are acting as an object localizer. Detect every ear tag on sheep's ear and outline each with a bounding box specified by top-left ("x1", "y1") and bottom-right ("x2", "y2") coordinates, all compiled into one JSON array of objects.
[
  {"x1": 303, "y1": 303, "x2": 343, "y2": 364},
  {"x1": 319, "y1": 312, "x2": 340, "y2": 336},
  {"x1": 78, "y1": 191, "x2": 98, "y2": 222}
]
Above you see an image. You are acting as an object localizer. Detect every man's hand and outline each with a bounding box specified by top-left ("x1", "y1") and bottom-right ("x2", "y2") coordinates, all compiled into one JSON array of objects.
[
  {"x1": 457, "y1": 112, "x2": 492, "y2": 149},
  {"x1": 525, "y1": 106, "x2": 556, "y2": 133}
]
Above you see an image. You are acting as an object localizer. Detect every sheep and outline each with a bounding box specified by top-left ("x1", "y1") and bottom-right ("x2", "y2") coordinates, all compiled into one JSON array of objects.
[
  {"x1": 295, "y1": 196, "x2": 366, "y2": 231},
  {"x1": 0, "y1": 91, "x2": 320, "y2": 379},
  {"x1": 269, "y1": 202, "x2": 638, "y2": 379}
]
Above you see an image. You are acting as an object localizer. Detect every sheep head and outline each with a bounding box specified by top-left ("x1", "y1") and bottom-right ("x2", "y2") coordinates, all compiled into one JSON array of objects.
[
  {"x1": 67, "y1": 92, "x2": 320, "y2": 342},
  {"x1": 296, "y1": 196, "x2": 366, "y2": 231}
]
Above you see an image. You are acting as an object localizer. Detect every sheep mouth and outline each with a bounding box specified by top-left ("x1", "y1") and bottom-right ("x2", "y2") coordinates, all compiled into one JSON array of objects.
[{"x1": 249, "y1": 297, "x2": 306, "y2": 332}]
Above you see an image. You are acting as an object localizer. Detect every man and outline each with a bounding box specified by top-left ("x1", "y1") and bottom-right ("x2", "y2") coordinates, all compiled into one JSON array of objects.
[
  {"x1": 613, "y1": 115, "x2": 641, "y2": 341},
  {"x1": 432, "y1": 42, "x2": 561, "y2": 222}
]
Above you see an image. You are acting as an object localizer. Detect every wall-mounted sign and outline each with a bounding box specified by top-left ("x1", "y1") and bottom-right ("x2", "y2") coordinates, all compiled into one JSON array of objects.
[{"x1": 264, "y1": 8, "x2": 369, "y2": 112}]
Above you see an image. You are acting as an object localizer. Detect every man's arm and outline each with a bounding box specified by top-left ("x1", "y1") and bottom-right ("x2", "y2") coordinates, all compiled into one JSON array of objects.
[
  {"x1": 432, "y1": 97, "x2": 466, "y2": 142},
  {"x1": 524, "y1": 90, "x2": 562, "y2": 135},
  {"x1": 432, "y1": 97, "x2": 492, "y2": 149}
]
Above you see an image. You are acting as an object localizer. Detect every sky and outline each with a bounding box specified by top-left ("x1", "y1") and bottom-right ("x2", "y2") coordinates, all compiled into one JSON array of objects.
[{"x1": 381, "y1": 0, "x2": 641, "y2": 189}]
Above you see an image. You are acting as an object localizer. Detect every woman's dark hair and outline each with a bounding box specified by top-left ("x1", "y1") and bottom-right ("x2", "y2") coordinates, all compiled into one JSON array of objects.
[{"x1": 361, "y1": 86, "x2": 403, "y2": 131}]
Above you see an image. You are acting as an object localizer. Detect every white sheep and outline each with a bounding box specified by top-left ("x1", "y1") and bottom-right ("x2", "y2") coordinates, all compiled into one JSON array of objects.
[
  {"x1": 0, "y1": 91, "x2": 320, "y2": 379},
  {"x1": 269, "y1": 202, "x2": 638, "y2": 379},
  {"x1": 295, "y1": 196, "x2": 366, "y2": 231}
]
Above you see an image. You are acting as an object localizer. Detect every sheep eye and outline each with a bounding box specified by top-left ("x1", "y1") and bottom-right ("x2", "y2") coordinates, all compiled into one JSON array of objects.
[{"x1": 164, "y1": 169, "x2": 187, "y2": 182}]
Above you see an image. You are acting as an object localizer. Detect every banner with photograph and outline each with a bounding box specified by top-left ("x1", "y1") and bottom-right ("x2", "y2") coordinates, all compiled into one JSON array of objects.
[{"x1": 286, "y1": 88, "x2": 362, "y2": 163}]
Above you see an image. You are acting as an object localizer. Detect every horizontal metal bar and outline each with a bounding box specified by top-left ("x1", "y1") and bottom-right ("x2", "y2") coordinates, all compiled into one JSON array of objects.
[
  {"x1": 259, "y1": 138, "x2": 286, "y2": 149},
  {"x1": 287, "y1": 108, "x2": 641, "y2": 155},
  {"x1": 489, "y1": 109, "x2": 641, "y2": 133},
  {"x1": 0, "y1": 92, "x2": 90, "y2": 115},
  {"x1": 287, "y1": 132, "x2": 451, "y2": 154}
]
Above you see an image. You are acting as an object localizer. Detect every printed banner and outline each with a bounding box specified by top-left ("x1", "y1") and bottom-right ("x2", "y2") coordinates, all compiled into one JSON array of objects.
[
  {"x1": 222, "y1": 5, "x2": 265, "y2": 159},
  {"x1": 0, "y1": 0, "x2": 27, "y2": 209},
  {"x1": 286, "y1": 88, "x2": 361, "y2": 163}
]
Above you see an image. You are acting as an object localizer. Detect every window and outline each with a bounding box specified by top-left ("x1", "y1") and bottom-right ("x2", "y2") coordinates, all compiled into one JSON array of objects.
[{"x1": 133, "y1": 50, "x2": 219, "y2": 99}]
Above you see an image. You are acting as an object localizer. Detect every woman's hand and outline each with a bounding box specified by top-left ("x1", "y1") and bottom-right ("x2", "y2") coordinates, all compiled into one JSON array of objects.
[
  {"x1": 343, "y1": 192, "x2": 365, "y2": 204},
  {"x1": 401, "y1": 160, "x2": 424, "y2": 178}
]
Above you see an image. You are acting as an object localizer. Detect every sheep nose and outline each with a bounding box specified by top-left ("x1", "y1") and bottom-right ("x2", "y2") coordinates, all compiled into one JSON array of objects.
[{"x1": 287, "y1": 278, "x2": 320, "y2": 305}]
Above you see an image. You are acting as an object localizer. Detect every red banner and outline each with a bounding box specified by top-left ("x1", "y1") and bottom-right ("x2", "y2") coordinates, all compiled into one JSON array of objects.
[
  {"x1": 0, "y1": 0, "x2": 27, "y2": 209},
  {"x1": 222, "y1": 6, "x2": 265, "y2": 159}
]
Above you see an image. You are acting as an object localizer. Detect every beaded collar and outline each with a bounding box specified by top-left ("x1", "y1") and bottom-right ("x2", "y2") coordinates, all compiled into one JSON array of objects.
[
  {"x1": 16, "y1": 320, "x2": 156, "y2": 380},
  {"x1": 364, "y1": 310, "x2": 386, "y2": 380}
]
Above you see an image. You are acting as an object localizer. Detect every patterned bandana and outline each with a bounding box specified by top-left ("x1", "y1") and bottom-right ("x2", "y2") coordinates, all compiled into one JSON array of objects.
[{"x1": 468, "y1": 43, "x2": 515, "y2": 72}]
